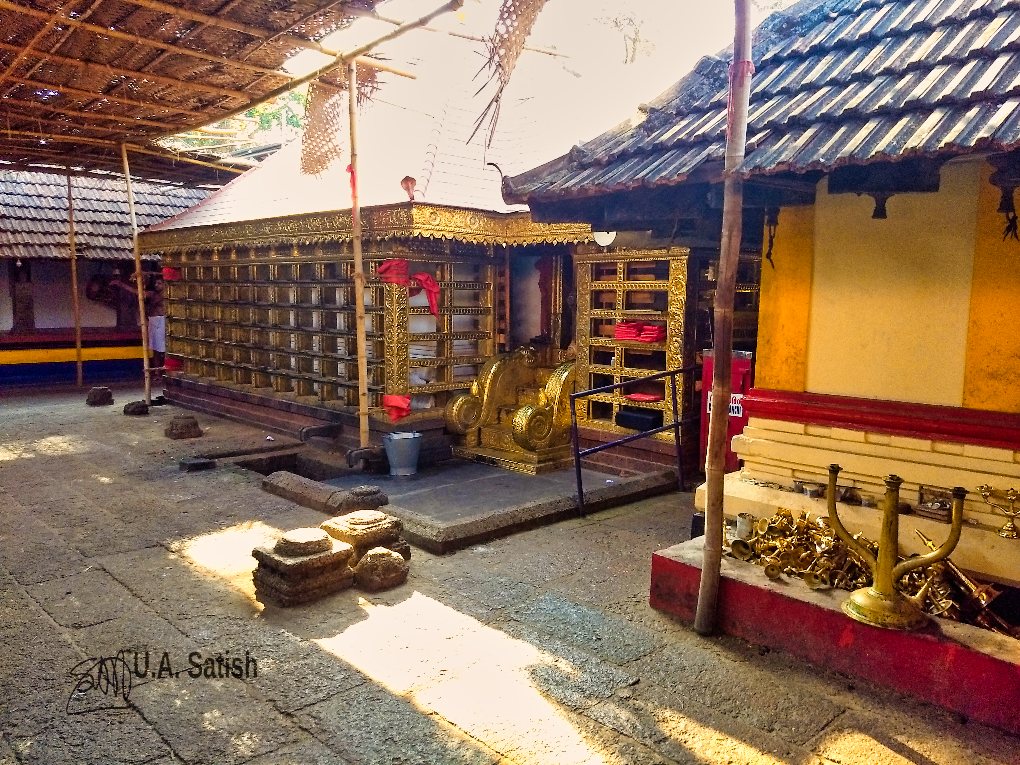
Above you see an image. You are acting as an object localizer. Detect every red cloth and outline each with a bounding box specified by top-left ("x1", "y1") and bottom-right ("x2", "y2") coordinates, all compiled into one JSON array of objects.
[
  {"x1": 624, "y1": 392, "x2": 663, "y2": 402},
  {"x1": 410, "y1": 272, "x2": 440, "y2": 317},
  {"x1": 376, "y1": 261, "x2": 441, "y2": 317},
  {"x1": 378, "y1": 259, "x2": 409, "y2": 284},
  {"x1": 382, "y1": 394, "x2": 412, "y2": 422},
  {"x1": 161, "y1": 267, "x2": 182, "y2": 281}
]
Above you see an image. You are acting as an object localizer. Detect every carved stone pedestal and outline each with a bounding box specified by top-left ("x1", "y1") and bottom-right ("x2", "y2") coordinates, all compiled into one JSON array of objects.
[
  {"x1": 253, "y1": 527, "x2": 354, "y2": 607},
  {"x1": 321, "y1": 509, "x2": 411, "y2": 566}
]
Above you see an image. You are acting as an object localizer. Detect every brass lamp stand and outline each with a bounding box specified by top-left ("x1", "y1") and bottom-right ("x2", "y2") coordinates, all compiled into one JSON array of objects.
[{"x1": 826, "y1": 464, "x2": 966, "y2": 630}]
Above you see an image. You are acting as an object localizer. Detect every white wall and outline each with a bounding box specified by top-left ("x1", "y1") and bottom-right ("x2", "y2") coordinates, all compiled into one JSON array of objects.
[
  {"x1": 29, "y1": 260, "x2": 118, "y2": 329},
  {"x1": 510, "y1": 254, "x2": 542, "y2": 347},
  {"x1": 806, "y1": 161, "x2": 980, "y2": 406}
]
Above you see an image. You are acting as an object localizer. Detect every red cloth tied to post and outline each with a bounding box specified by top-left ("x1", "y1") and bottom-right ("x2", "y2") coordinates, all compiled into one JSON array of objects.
[
  {"x1": 376, "y1": 260, "x2": 440, "y2": 317},
  {"x1": 378, "y1": 259, "x2": 409, "y2": 284},
  {"x1": 409, "y1": 272, "x2": 440, "y2": 317},
  {"x1": 382, "y1": 394, "x2": 412, "y2": 422}
]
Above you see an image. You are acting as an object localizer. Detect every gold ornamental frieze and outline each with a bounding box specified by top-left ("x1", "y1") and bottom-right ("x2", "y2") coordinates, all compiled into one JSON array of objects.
[{"x1": 142, "y1": 203, "x2": 593, "y2": 253}]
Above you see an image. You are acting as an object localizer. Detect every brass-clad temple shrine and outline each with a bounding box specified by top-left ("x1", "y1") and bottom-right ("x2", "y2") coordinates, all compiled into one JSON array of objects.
[{"x1": 139, "y1": 92, "x2": 735, "y2": 475}]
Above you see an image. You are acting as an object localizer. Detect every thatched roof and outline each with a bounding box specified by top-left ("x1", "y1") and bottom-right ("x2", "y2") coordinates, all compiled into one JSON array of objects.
[{"x1": 0, "y1": 0, "x2": 393, "y2": 185}]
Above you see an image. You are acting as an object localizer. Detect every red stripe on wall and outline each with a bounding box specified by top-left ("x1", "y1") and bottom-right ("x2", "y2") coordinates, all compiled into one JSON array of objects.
[{"x1": 743, "y1": 389, "x2": 1020, "y2": 451}]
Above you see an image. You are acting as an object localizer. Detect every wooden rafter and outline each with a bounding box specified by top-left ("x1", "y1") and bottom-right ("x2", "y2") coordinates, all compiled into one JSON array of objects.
[
  {"x1": 1, "y1": 94, "x2": 183, "y2": 131},
  {"x1": 0, "y1": 41, "x2": 250, "y2": 100},
  {"x1": 124, "y1": 0, "x2": 345, "y2": 58},
  {"x1": 9, "y1": 74, "x2": 210, "y2": 120},
  {"x1": 0, "y1": 0, "x2": 292, "y2": 80}
]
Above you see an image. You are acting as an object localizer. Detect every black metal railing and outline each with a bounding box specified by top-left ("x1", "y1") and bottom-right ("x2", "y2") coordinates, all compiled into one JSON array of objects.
[{"x1": 569, "y1": 366, "x2": 696, "y2": 516}]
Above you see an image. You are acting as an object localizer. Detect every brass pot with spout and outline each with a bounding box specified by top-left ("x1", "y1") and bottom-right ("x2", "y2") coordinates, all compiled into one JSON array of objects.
[{"x1": 826, "y1": 464, "x2": 966, "y2": 630}]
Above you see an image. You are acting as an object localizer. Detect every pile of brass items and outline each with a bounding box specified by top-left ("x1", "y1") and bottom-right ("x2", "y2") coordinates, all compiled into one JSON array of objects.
[
  {"x1": 728, "y1": 509, "x2": 1019, "y2": 638},
  {"x1": 728, "y1": 508, "x2": 874, "y2": 592}
]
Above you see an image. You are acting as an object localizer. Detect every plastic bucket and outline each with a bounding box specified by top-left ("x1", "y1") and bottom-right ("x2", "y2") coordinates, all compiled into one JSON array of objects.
[{"x1": 382, "y1": 431, "x2": 422, "y2": 477}]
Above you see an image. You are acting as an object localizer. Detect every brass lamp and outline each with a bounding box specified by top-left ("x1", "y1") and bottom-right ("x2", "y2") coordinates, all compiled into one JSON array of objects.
[{"x1": 826, "y1": 464, "x2": 966, "y2": 630}]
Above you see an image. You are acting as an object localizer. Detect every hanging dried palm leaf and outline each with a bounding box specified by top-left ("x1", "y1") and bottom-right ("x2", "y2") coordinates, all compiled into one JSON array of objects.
[
  {"x1": 471, "y1": 0, "x2": 548, "y2": 145},
  {"x1": 300, "y1": 66, "x2": 380, "y2": 175}
]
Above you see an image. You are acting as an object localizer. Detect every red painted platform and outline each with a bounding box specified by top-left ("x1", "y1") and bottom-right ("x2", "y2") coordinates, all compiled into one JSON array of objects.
[{"x1": 650, "y1": 540, "x2": 1020, "y2": 735}]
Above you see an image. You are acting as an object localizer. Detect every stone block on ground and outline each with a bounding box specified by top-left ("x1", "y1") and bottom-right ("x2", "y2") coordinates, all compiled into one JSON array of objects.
[
  {"x1": 325, "y1": 484, "x2": 389, "y2": 514},
  {"x1": 354, "y1": 546, "x2": 409, "y2": 592},
  {"x1": 123, "y1": 400, "x2": 149, "y2": 416},
  {"x1": 321, "y1": 509, "x2": 404, "y2": 564},
  {"x1": 85, "y1": 386, "x2": 113, "y2": 406},
  {"x1": 262, "y1": 471, "x2": 387, "y2": 514},
  {"x1": 165, "y1": 414, "x2": 203, "y2": 439},
  {"x1": 254, "y1": 565, "x2": 355, "y2": 607},
  {"x1": 253, "y1": 528, "x2": 356, "y2": 607}
]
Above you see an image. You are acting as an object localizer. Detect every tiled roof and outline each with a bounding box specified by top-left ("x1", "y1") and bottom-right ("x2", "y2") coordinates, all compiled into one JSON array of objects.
[
  {"x1": 506, "y1": 0, "x2": 1020, "y2": 203},
  {"x1": 0, "y1": 172, "x2": 208, "y2": 260}
]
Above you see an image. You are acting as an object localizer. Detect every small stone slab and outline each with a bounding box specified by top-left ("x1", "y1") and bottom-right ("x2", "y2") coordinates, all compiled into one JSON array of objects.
[
  {"x1": 254, "y1": 564, "x2": 354, "y2": 606},
  {"x1": 85, "y1": 386, "x2": 113, "y2": 406},
  {"x1": 326, "y1": 485, "x2": 389, "y2": 514},
  {"x1": 262, "y1": 471, "x2": 388, "y2": 514},
  {"x1": 165, "y1": 414, "x2": 203, "y2": 439},
  {"x1": 275, "y1": 527, "x2": 333, "y2": 557},
  {"x1": 321, "y1": 509, "x2": 402, "y2": 551},
  {"x1": 252, "y1": 538, "x2": 354, "y2": 578},
  {"x1": 179, "y1": 456, "x2": 216, "y2": 472},
  {"x1": 354, "y1": 547, "x2": 409, "y2": 592},
  {"x1": 122, "y1": 400, "x2": 149, "y2": 416}
]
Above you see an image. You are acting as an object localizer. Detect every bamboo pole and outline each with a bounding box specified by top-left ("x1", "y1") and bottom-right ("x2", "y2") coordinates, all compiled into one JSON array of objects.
[
  {"x1": 695, "y1": 0, "x2": 753, "y2": 636},
  {"x1": 67, "y1": 171, "x2": 83, "y2": 387},
  {"x1": 348, "y1": 60, "x2": 370, "y2": 449},
  {"x1": 121, "y1": 143, "x2": 152, "y2": 406}
]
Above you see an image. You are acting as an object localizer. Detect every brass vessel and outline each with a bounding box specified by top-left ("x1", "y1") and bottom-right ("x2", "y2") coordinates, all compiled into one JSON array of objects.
[{"x1": 826, "y1": 464, "x2": 966, "y2": 631}]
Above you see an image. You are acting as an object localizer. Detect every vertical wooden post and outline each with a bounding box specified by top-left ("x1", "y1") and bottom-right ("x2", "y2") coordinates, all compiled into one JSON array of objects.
[
  {"x1": 120, "y1": 143, "x2": 152, "y2": 405},
  {"x1": 695, "y1": 0, "x2": 753, "y2": 636},
  {"x1": 67, "y1": 171, "x2": 83, "y2": 387},
  {"x1": 348, "y1": 62, "x2": 370, "y2": 448}
]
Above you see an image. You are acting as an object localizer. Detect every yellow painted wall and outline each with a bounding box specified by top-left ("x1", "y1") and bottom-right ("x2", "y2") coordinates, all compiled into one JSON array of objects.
[
  {"x1": 805, "y1": 162, "x2": 981, "y2": 406},
  {"x1": 962, "y1": 163, "x2": 1020, "y2": 414},
  {"x1": 755, "y1": 205, "x2": 814, "y2": 391}
]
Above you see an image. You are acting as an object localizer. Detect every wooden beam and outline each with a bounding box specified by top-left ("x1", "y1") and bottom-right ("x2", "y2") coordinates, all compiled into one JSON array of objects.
[
  {"x1": 0, "y1": 130, "x2": 245, "y2": 177},
  {"x1": 0, "y1": 0, "x2": 291, "y2": 80},
  {"x1": 10, "y1": 74, "x2": 219, "y2": 119},
  {"x1": 121, "y1": 143, "x2": 152, "y2": 405},
  {"x1": 349, "y1": 60, "x2": 370, "y2": 449},
  {"x1": 123, "y1": 0, "x2": 348, "y2": 58},
  {"x1": 0, "y1": 41, "x2": 250, "y2": 100},
  {"x1": 67, "y1": 171, "x2": 83, "y2": 387},
  {"x1": 1, "y1": 94, "x2": 182, "y2": 131}
]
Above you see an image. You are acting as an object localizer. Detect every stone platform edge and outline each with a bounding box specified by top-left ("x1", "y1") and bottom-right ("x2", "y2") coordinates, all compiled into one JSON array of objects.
[
  {"x1": 388, "y1": 468, "x2": 678, "y2": 554},
  {"x1": 649, "y1": 539, "x2": 1020, "y2": 735}
]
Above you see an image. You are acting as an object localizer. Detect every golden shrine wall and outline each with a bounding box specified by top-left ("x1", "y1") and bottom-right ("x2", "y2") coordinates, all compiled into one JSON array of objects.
[{"x1": 157, "y1": 237, "x2": 497, "y2": 410}]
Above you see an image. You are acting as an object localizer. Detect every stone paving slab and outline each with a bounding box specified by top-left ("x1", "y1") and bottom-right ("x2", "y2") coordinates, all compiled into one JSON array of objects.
[
  {"x1": 295, "y1": 682, "x2": 502, "y2": 765},
  {"x1": 1, "y1": 386, "x2": 1017, "y2": 765}
]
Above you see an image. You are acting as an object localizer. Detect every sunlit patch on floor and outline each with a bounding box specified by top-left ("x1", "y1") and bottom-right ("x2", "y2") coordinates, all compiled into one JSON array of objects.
[
  {"x1": 175, "y1": 521, "x2": 281, "y2": 600},
  {"x1": 91, "y1": 474, "x2": 113, "y2": 484},
  {"x1": 315, "y1": 591, "x2": 620, "y2": 765}
]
